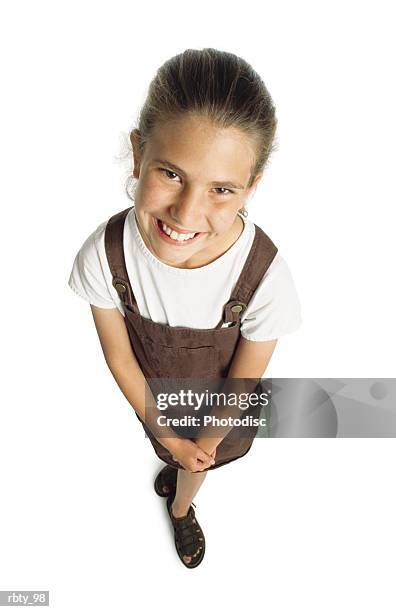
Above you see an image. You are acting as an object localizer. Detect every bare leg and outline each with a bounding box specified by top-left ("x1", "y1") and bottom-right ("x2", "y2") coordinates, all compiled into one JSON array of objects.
[{"x1": 171, "y1": 469, "x2": 207, "y2": 518}]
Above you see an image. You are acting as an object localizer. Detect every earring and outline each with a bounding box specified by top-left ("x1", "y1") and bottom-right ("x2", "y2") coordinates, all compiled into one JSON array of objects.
[{"x1": 239, "y1": 206, "x2": 248, "y2": 217}]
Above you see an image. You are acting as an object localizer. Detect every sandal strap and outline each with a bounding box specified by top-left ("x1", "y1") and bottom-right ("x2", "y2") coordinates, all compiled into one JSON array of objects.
[{"x1": 171, "y1": 503, "x2": 203, "y2": 555}]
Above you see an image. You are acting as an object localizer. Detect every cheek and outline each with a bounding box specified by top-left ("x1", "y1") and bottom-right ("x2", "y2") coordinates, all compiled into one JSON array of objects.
[
  {"x1": 214, "y1": 209, "x2": 239, "y2": 231},
  {"x1": 136, "y1": 175, "x2": 169, "y2": 209}
]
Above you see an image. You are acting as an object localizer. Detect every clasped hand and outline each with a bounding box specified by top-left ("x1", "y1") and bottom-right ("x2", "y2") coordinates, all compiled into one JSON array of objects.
[{"x1": 169, "y1": 437, "x2": 217, "y2": 472}]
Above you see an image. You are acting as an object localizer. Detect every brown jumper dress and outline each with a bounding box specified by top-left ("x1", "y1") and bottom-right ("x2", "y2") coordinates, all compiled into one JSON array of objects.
[{"x1": 104, "y1": 206, "x2": 278, "y2": 471}]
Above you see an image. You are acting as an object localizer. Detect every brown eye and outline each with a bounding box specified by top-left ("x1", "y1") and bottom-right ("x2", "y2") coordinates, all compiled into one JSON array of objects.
[
  {"x1": 214, "y1": 187, "x2": 233, "y2": 196},
  {"x1": 160, "y1": 168, "x2": 179, "y2": 181}
]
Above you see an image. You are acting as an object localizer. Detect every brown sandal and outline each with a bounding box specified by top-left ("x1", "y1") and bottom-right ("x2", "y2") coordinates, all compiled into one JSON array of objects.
[
  {"x1": 154, "y1": 465, "x2": 178, "y2": 497},
  {"x1": 166, "y1": 492, "x2": 205, "y2": 568}
]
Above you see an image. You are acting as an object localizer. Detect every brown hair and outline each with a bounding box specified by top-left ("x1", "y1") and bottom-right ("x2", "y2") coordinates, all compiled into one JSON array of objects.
[{"x1": 125, "y1": 47, "x2": 278, "y2": 199}]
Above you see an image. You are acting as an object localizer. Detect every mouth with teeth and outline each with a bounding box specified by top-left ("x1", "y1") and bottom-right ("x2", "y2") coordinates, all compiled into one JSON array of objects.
[{"x1": 154, "y1": 217, "x2": 202, "y2": 245}]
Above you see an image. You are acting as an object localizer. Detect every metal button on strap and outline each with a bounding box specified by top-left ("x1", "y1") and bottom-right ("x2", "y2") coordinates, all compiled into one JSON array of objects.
[
  {"x1": 231, "y1": 304, "x2": 244, "y2": 313},
  {"x1": 222, "y1": 300, "x2": 247, "y2": 325},
  {"x1": 115, "y1": 282, "x2": 126, "y2": 294}
]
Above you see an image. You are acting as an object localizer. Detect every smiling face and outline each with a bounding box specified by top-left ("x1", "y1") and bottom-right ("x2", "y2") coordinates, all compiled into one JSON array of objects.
[{"x1": 130, "y1": 114, "x2": 263, "y2": 268}]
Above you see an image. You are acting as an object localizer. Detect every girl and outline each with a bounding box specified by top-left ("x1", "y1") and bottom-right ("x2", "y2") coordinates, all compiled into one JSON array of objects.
[{"x1": 68, "y1": 48, "x2": 302, "y2": 568}]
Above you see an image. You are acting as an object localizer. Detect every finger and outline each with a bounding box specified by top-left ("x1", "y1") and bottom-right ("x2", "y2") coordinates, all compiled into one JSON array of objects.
[
  {"x1": 197, "y1": 456, "x2": 213, "y2": 469},
  {"x1": 197, "y1": 448, "x2": 215, "y2": 464},
  {"x1": 197, "y1": 457, "x2": 212, "y2": 470},
  {"x1": 193, "y1": 457, "x2": 206, "y2": 470}
]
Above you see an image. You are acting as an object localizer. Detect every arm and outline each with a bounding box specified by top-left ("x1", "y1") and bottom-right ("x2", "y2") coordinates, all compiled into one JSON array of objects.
[
  {"x1": 195, "y1": 336, "x2": 278, "y2": 455},
  {"x1": 89, "y1": 304, "x2": 184, "y2": 453}
]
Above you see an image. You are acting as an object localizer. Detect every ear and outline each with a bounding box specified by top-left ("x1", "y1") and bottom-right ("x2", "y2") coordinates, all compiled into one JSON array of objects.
[
  {"x1": 246, "y1": 173, "x2": 263, "y2": 200},
  {"x1": 129, "y1": 130, "x2": 141, "y2": 179}
]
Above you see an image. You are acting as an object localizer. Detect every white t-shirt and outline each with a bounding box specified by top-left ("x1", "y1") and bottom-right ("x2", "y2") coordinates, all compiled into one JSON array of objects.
[{"x1": 68, "y1": 207, "x2": 302, "y2": 341}]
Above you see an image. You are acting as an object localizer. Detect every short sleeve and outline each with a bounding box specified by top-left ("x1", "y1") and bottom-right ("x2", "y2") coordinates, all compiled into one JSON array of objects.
[
  {"x1": 68, "y1": 224, "x2": 120, "y2": 310},
  {"x1": 240, "y1": 252, "x2": 302, "y2": 342}
]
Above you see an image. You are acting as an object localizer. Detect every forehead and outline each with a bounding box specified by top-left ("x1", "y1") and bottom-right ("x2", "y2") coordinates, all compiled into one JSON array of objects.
[{"x1": 144, "y1": 115, "x2": 255, "y2": 180}]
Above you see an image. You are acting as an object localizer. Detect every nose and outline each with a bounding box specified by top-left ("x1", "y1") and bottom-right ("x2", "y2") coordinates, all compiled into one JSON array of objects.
[{"x1": 169, "y1": 186, "x2": 203, "y2": 231}]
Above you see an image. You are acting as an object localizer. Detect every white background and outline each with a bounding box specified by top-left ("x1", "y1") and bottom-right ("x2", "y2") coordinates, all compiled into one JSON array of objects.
[{"x1": 1, "y1": 0, "x2": 395, "y2": 610}]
